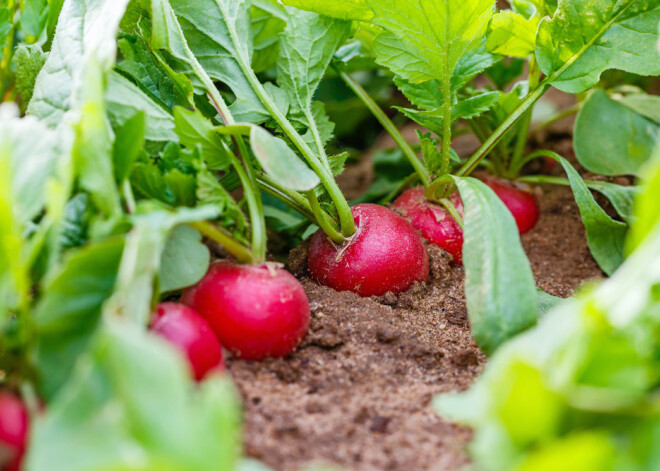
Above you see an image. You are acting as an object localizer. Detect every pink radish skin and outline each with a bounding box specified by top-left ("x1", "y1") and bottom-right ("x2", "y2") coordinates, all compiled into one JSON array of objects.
[
  {"x1": 151, "y1": 303, "x2": 225, "y2": 381},
  {"x1": 182, "y1": 262, "x2": 310, "y2": 361},
  {"x1": 308, "y1": 203, "x2": 429, "y2": 297},
  {"x1": 393, "y1": 187, "x2": 464, "y2": 264},
  {"x1": 0, "y1": 392, "x2": 28, "y2": 471},
  {"x1": 482, "y1": 177, "x2": 539, "y2": 234}
]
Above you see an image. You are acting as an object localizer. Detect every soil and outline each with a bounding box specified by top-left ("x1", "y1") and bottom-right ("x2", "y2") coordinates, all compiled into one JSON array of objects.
[{"x1": 227, "y1": 128, "x2": 605, "y2": 470}]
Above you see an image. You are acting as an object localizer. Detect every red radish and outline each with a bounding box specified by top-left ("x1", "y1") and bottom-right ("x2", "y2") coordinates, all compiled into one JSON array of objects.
[
  {"x1": 151, "y1": 303, "x2": 225, "y2": 380},
  {"x1": 308, "y1": 203, "x2": 429, "y2": 296},
  {"x1": 0, "y1": 392, "x2": 28, "y2": 471},
  {"x1": 482, "y1": 177, "x2": 539, "y2": 234},
  {"x1": 393, "y1": 187, "x2": 464, "y2": 264},
  {"x1": 182, "y1": 262, "x2": 310, "y2": 360}
]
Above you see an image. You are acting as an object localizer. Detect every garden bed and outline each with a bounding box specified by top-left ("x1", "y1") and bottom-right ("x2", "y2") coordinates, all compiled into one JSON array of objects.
[{"x1": 228, "y1": 138, "x2": 603, "y2": 471}]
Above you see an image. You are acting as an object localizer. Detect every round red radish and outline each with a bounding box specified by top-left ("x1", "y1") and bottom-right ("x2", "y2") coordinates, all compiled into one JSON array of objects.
[
  {"x1": 0, "y1": 392, "x2": 28, "y2": 471},
  {"x1": 151, "y1": 303, "x2": 224, "y2": 380},
  {"x1": 393, "y1": 186, "x2": 464, "y2": 264},
  {"x1": 308, "y1": 203, "x2": 429, "y2": 296},
  {"x1": 182, "y1": 262, "x2": 310, "y2": 360},
  {"x1": 482, "y1": 177, "x2": 539, "y2": 234}
]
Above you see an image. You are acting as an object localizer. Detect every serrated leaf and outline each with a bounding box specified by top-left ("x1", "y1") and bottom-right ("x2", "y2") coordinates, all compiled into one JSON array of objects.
[
  {"x1": 553, "y1": 155, "x2": 628, "y2": 275},
  {"x1": 365, "y1": 0, "x2": 493, "y2": 85},
  {"x1": 486, "y1": 11, "x2": 539, "y2": 58},
  {"x1": 455, "y1": 176, "x2": 538, "y2": 355},
  {"x1": 536, "y1": 0, "x2": 660, "y2": 94},
  {"x1": 159, "y1": 225, "x2": 210, "y2": 293},
  {"x1": 28, "y1": 0, "x2": 132, "y2": 125},
  {"x1": 328, "y1": 152, "x2": 349, "y2": 177},
  {"x1": 196, "y1": 168, "x2": 249, "y2": 241},
  {"x1": 281, "y1": 0, "x2": 373, "y2": 21},
  {"x1": 250, "y1": 126, "x2": 320, "y2": 191},
  {"x1": 12, "y1": 45, "x2": 47, "y2": 109},
  {"x1": 106, "y1": 72, "x2": 179, "y2": 147},
  {"x1": 574, "y1": 89, "x2": 658, "y2": 177}
]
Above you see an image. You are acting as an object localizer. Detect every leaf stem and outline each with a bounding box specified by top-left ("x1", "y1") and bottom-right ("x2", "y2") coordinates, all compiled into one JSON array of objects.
[
  {"x1": 190, "y1": 221, "x2": 255, "y2": 264},
  {"x1": 337, "y1": 68, "x2": 430, "y2": 186},
  {"x1": 456, "y1": 82, "x2": 551, "y2": 178},
  {"x1": 258, "y1": 174, "x2": 316, "y2": 222},
  {"x1": 440, "y1": 61, "x2": 453, "y2": 180},
  {"x1": 218, "y1": 6, "x2": 355, "y2": 237},
  {"x1": 508, "y1": 57, "x2": 540, "y2": 179},
  {"x1": 440, "y1": 198, "x2": 464, "y2": 231},
  {"x1": 307, "y1": 191, "x2": 345, "y2": 244}
]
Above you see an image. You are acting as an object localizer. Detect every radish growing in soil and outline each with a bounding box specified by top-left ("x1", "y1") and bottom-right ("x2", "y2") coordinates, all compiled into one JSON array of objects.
[
  {"x1": 151, "y1": 303, "x2": 225, "y2": 380},
  {"x1": 182, "y1": 262, "x2": 310, "y2": 360},
  {"x1": 308, "y1": 203, "x2": 429, "y2": 296},
  {"x1": 0, "y1": 392, "x2": 28, "y2": 471},
  {"x1": 481, "y1": 177, "x2": 539, "y2": 234}
]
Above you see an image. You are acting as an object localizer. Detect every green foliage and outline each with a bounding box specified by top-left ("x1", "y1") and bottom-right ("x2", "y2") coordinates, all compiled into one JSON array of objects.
[
  {"x1": 486, "y1": 11, "x2": 538, "y2": 58},
  {"x1": 12, "y1": 45, "x2": 47, "y2": 108},
  {"x1": 158, "y1": 225, "x2": 210, "y2": 293},
  {"x1": 455, "y1": 176, "x2": 538, "y2": 355},
  {"x1": 281, "y1": 0, "x2": 373, "y2": 21},
  {"x1": 575, "y1": 89, "x2": 658, "y2": 176},
  {"x1": 536, "y1": 0, "x2": 660, "y2": 94}
]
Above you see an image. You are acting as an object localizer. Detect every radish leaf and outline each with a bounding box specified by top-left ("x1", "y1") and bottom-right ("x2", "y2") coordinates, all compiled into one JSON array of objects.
[
  {"x1": 455, "y1": 176, "x2": 538, "y2": 355},
  {"x1": 575, "y1": 89, "x2": 658, "y2": 176},
  {"x1": 281, "y1": 0, "x2": 373, "y2": 21},
  {"x1": 486, "y1": 11, "x2": 538, "y2": 58},
  {"x1": 536, "y1": 0, "x2": 660, "y2": 94},
  {"x1": 159, "y1": 225, "x2": 210, "y2": 293}
]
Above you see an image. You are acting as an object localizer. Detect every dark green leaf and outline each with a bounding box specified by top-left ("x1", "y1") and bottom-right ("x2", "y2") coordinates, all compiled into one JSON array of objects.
[
  {"x1": 455, "y1": 176, "x2": 538, "y2": 355},
  {"x1": 59, "y1": 193, "x2": 92, "y2": 251},
  {"x1": 174, "y1": 107, "x2": 233, "y2": 171},
  {"x1": 196, "y1": 168, "x2": 249, "y2": 241},
  {"x1": 12, "y1": 45, "x2": 47, "y2": 109}
]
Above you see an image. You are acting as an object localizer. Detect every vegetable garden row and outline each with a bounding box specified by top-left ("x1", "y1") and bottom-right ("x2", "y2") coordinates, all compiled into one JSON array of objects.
[{"x1": 1, "y1": 0, "x2": 660, "y2": 470}]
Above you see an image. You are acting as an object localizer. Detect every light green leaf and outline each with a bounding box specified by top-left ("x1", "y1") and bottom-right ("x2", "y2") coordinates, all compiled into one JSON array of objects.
[
  {"x1": 173, "y1": 107, "x2": 233, "y2": 171},
  {"x1": 365, "y1": 0, "x2": 494, "y2": 85},
  {"x1": 27, "y1": 318, "x2": 243, "y2": 471},
  {"x1": 113, "y1": 111, "x2": 146, "y2": 184},
  {"x1": 159, "y1": 225, "x2": 210, "y2": 293},
  {"x1": 28, "y1": 0, "x2": 132, "y2": 125},
  {"x1": 486, "y1": 11, "x2": 539, "y2": 58},
  {"x1": 106, "y1": 72, "x2": 179, "y2": 146},
  {"x1": 0, "y1": 8, "x2": 12, "y2": 60},
  {"x1": 250, "y1": 126, "x2": 320, "y2": 191},
  {"x1": 554, "y1": 155, "x2": 628, "y2": 275},
  {"x1": 277, "y1": 8, "x2": 351, "y2": 155},
  {"x1": 281, "y1": 0, "x2": 373, "y2": 21},
  {"x1": 626, "y1": 147, "x2": 660, "y2": 254},
  {"x1": 196, "y1": 168, "x2": 249, "y2": 241},
  {"x1": 536, "y1": 0, "x2": 660, "y2": 94},
  {"x1": 574, "y1": 89, "x2": 658, "y2": 176},
  {"x1": 586, "y1": 181, "x2": 637, "y2": 224},
  {"x1": 537, "y1": 289, "x2": 565, "y2": 317},
  {"x1": 616, "y1": 92, "x2": 660, "y2": 126},
  {"x1": 33, "y1": 237, "x2": 125, "y2": 400},
  {"x1": 455, "y1": 176, "x2": 538, "y2": 355}
]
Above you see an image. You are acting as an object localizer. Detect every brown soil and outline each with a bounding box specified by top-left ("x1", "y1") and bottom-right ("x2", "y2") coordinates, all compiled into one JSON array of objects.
[{"x1": 227, "y1": 133, "x2": 604, "y2": 470}]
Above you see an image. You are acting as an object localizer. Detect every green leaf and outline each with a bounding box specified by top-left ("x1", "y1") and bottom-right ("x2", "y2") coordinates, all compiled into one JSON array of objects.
[
  {"x1": 132, "y1": 162, "x2": 197, "y2": 208},
  {"x1": 159, "y1": 225, "x2": 210, "y2": 293},
  {"x1": 20, "y1": 0, "x2": 49, "y2": 37},
  {"x1": 626, "y1": 148, "x2": 660, "y2": 254},
  {"x1": 173, "y1": 107, "x2": 233, "y2": 171},
  {"x1": 574, "y1": 89, "x2": 658, "y2": 176},
  {"x1": 28, "y1": 0, "x2": 132, "y2": 125},
  {"x1": 277, "y1": 8, "x2": 351, "y2": 155},
  {"x1": 27, "y1": 318, "x2": 243, "y2": 471},
  {"x1": 106, "y1": 72, "x2": 179, "y2": 147},
  {"x1": 454, "y1": 176, "x2": 538, "y2": 355},
  {"x1": 365, "y1": 0, "x2": 493, "y2": 85},
  {"x1": 0, "y1": 8, "x2": 12, "y2": 60},
  {"x1": 586, "y1": 181, "x2": 637, "y2": 224},
  {"x1": 616, "y1": 92, "x2": 660, "y2": 126},
  {"x1": 536, "y1": 289, "x2": 565, "y2": 317},
  {"x1": 196, "y1": 168, "x2": 249, "y2": 241},
  {"x1": 59, "y1": 193, "x2": 92, "y2": 251},
  {"x1": 12, "y1": 45, "x2": 47, "y2": 109},
  {"x1": 33, "y1": 237, "x2": 125, "y2": 400},
  {"x1": 251, "y1": 0, "x2": 287, "y2": 73},
  {"x1": 113, "y1": 111, "x2": 146, "y2": 184},
  {"x1": 117, "y1": 32, "x2": 193, "y2": 109},
  {"x1": 281, "y1": 0, "x2": 373, "y2": 21},
  {"x1": 250, "y1": 126, "x2": 321, "y2": 191},
  {"x1": 536, "y1": 0, "x2": 660, "y2": 94},
  {"x1": 553, "y1": 155, "x2": 628, "y2": 275},
  {"x1": 486, "y1": 11, "x2": 539, "y2": 58},
  {"x1": 152, "y1": 0, "x2": 268, "y2": 123}
]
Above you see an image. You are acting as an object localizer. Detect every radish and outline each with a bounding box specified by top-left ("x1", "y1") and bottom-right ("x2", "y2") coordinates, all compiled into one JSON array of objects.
[
  {"x1": 393, "y1": 187, "x2": 464, "y2": 264},
  {"x1": 182, "y1": 262, "x2": 310, "y2": 360},
  {"x1": 308, "y1": 203, "x2": 429, "y2": 296},
  {"x1": 0, "y1": 392, "x2": 28, "y2": 471},
  {"x1": 151, "y1": 303, "x2": 225, "y2": 380},
  {"x1": 481, "y1": 177, "x2": 539, "y2": 234}
]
